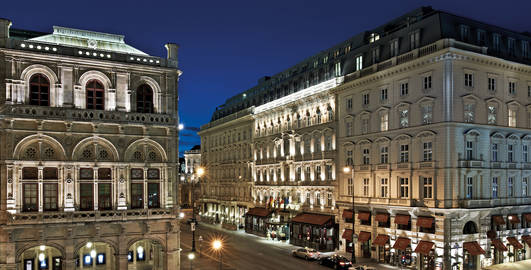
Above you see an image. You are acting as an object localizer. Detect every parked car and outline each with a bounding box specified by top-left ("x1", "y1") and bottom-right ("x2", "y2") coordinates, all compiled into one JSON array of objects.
[
  {"x1": 318, "y1": 254, "x2": 352, "y2": 269},
  {"x1": 291, "y1": 247, "x2": 320, "y2": 260}
]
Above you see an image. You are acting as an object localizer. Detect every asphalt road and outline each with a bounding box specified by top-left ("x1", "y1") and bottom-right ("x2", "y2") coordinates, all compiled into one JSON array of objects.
[{"x1": 180, "y1": 222, "x2": 332, "y2": 270}]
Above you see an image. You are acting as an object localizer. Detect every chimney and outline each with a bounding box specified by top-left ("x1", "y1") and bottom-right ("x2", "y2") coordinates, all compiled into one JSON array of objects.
[
  {"x1": 165, "y1": 43, "x2": 179, "y2": 67},
  {"x1": 0, "y1": 18, "x2": 11, "y2": 47}
]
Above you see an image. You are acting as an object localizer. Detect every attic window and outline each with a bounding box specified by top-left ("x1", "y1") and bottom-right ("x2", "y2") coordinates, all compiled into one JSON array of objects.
[{"x1": 370, "y1": 33, "x2": 380, "y2": 43}]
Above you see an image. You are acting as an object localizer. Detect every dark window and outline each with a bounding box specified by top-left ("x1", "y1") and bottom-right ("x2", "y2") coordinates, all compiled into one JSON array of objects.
[
  {"x1": 43, "y1": 183, "x2": 58, "y2": 211},
  {"x1": 23, "y1": 183, "x2": 38, "y2": 212},
  {"x1": 98, "y1": 168, "x2": 112, "y2": 180},
  {"x1": 98, "y1": 183, "x2": 112, "y2": 210},
  {"x1": 80, "y1": 168, "x2": 94, "y2": 180},
  {"x1": 131, "y1": 168, "x2": 144, "y2": 180},
  {"x1": 86, "y1": 80, "x2": 104, "y2": 110},
  {"x1": 147, "y1": 169, "x2": 160, "y2": 179},
  {"x1": 463, "y1": 221, "x2": 478, "y2": 234},
  {"x1": 79, "y1": 183, "x2": 94, "y2": 211},
  {"x1": 148, "y1": 183, "x2": 160, "y2": 208},
  {"x1": 131, "y1": 183, "x2": 144, "y2": 209},
  {"x1": 22, "y1": 167, "x2": 38, "y2": 179},
  {"x1": 29, "y1": 74, "x2": 50, "y2": 106},
  {"x1": 43, "y1": 167, "x2": 58, "y2": 180},
  {"x1": 136, "y1": 84, "x2": 154, "y2": 113}
]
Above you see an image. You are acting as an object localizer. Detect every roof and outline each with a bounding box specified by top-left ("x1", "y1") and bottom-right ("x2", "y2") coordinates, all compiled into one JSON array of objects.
[
  {"x1": 291, "y1": 213, "x2": 332, "y2": 226},
  {"x1": 27, "y1": 26, "x2": 147, "y2": 55},
  {"x1": 245, "y1": 207, "x2": 271, "y2": 217}
]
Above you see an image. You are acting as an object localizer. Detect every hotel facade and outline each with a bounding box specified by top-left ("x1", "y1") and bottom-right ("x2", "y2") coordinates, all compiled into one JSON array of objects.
[{"x1": 0, "y1": 19, "x2": 181, "y2": 269}]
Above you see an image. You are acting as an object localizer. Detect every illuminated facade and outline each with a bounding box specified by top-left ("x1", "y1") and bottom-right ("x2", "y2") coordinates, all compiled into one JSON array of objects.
[
  {"x1": 0, "y1": 19, "x2": 181, "y2": 269},
  {"x1": 180, "y1": 146, "x2": 201, "y2": 207}
]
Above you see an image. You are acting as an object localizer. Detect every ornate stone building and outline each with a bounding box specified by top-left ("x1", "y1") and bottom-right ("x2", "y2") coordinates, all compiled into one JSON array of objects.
[
  {"x1": 179, "y1": 146, "x2": 201, "y2": 207},
  {"x1": 0, "y1": 19, "x2": 181, "y2": 269}
]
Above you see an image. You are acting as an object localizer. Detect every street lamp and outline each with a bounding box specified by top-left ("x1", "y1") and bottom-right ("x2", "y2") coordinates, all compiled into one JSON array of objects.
[
  {"x1": 188, "y1": 252, "x2": 195, "y2": 270},
  {"x1": 344, "y1": 166, "x2": 356, "y2": 264},
  {"x1": 191, "y1": 167, "x2": 205, "y2": 252},
  {"x1": 212, "y1": 239, "x2": 223, "y2": 270}
]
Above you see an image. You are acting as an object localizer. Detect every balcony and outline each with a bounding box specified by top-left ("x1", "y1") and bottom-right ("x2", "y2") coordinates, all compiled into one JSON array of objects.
[
  {"x1": 459, "y1": 160, "x2": 484, "y2": 168},
  {"x1": 1, "y1": 105, "x2": 175, "y2": 126},
  {"x1": 6, "y1": 208, "x2": 173, "y2": 225}
]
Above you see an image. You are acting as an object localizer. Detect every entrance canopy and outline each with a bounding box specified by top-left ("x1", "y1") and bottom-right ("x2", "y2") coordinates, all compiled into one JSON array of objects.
[
  {"x1": 246, "y1": 207, "x2": 271, "y2": 217},
  {"x1": 291, "y1": 213, "x2": 332, "y2": 226}
]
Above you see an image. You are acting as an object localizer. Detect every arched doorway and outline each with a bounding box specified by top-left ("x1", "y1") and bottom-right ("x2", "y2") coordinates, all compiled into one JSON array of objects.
[
  {"x1": 75, "y1": 241, "x2": 115, "y2": 269},
  {"x1": 463, "y1": 221, "x2": 479, "y2": 270},
  {"x1": 128, "y1": 239, "x2": 164, "y2": 270},
  {"x1": 19, "y1": 245, "x2": 63, "y2": 270}
]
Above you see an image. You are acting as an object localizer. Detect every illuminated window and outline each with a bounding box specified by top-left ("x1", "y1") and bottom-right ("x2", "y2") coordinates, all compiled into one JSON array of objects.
[
  {"x1": 487, "y1": 105, "x2": 497, "y2": 124},
  {"x1": 136, "y1": 84, "x2": 154, "y2": 113},
  {"x1": 422, "y1": 104, "x2": 433, "y2": 125},
  {"x1": 362, "y1": 148, "x2": 370, "y2": 165},
  {"x1": 492, "y1": 144, "x2": 498, "y2": 161},
  {"x1": 83, "y1": 254, "x2": 93, "y2": 266},
  {"x1": 466, "y1": 177, "x2": 473, "y2": 198},
  {"x1": 399, "y1": 108, "x2": 409, "y2": 128},
  {"x1": 355, "y1": 55, "x2": 363, "y2": 71},
  {"x1": 29, "y1": 74, "x2": 50, "y2": 106},
  {"x1": 380, "y1": 178, "x2": 388, "y2": 197},
  {"x1": 369, "y1": 33, "x2": 380, "y2": 43},
  {"x1": 380, "y1": 111, "x2": 388, "y2": 131},
  {"x1": 508, "y1": 108, "x2": 517, "y2": 127},
  {"x1": 492, "y1": 177, "x2": 498, "y2": 198},
  {"x1": 464, "y1": 103, "x2": 475, "y2": 123},
  {"x1": 347, "y1": 178, "x2": 353, "y2": 196},
  {"x1": 423, "y1": 142, "x2": 432, "y2": 161},
  {"x1": 362, "y1": 178, "x2": 369, "y2": 196},
  {"x1": 96, "y1": 253, "x2": 106, "y2": 265},
  {"x1": 86, "y1": 80, "x2": 104, "y2": 110}
]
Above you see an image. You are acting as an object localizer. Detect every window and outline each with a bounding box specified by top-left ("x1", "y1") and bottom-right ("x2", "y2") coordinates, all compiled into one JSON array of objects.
[
  {"x1": 355, "y1": 55, "x2": 363, "y2": 71},
  {"x1": 326, "y1": 165, "x2": 333, "y2": 180},
  {"x1": 314, "y1": 137, "x2": 321, "y2": 153},
  {"x1": 346, "y1": 98, "x2": 353, "y2": 111},
  {"x1": 460, "y1": 25, "x2": 470, "y2": 42},
  {"x1": 23, "y1": 183, "x2": 38, "y2": 212},
  {"x1": 380, "y1": 88, "x2": 388, "y2": 101},
  {"x1": 346, "y1": 150, "x2": 353, "y2": 166},
  {"x1": 363, "y1": 178, "x2": 369, "y2": 196},
  {"x1": 80, "y1": 183, "x2": 94, "y2": 211},
  {"x1": 488, "y1": 77, "x2": 496, "y2": 92},
  {"x1": 508, "y1": 38, "x2": 516, "y2": 56},
  {"x1": 523, "y1": 178, "x2": 528, "y2": 197},
  {"x1": 523, "y1": 41, "x2": 529, "y2": 59},
  {"x1": 464, "y1": 73, "x2": 474, "y2": 87},
  {"x1": 29, "y1": 74, "x2": 50, "y2": 106},
  {"x1": 423, "y1": 142, "x2": 433, "y2": 161},
  {"x1": 508, "y1": 144, "x2": 515, "y2": 162},
  {"x1": 466, "y1": 177, "x2": 473, "y2": 199},
  {"x1": 363, "y1": 148, "x2": 370, "y2": 165},
  {"x1": 422, "y1": 104, "x2": 433, "y2": 125},
  {"x1": 477, "y1": 30, "x2": 486, "y2": 46},
  {"x1": 305, "y1": 166, "x2": 311, "y2": 180},
  {"x1": 325, "y1": 135, "x2": 332, "y2": 151},
  {"x1": 492, "y1": 33, "x2": 500, "y2": 51},
  {"x1": 380, "y1": 111, "x2": 388, "y2": 131},
  {"x1": 492, "y1": 177, "x2": 498, "y2": 198},
  {"x1": 296, "y1": 167, "x2": 302, "y2": 180},
  {"x1": 464, "y1": 103, "x2": 475, "y2": 123},
  {"x1": 390, "y1": 39, "x2": 399, "y2": 57},
  {"x1": 492, "y1": 144, "x2": 498, "y2": 161},
  {"x1": 148, "y1": 183, "x2": 160, "y2": 208},
  {"x1": 487, "y1": 105, "x2": 497, "y2": 124},
  {"x1": 347, "y1": 178, "x2": 353, "y2": 196},
  {"x1": 423, "y1": 177, "x2": 433, "y2": 199},
  {"x1": 371, "y1": 47, "x2": 379, "y2": 63},
  {"x1": 508, "y1": 177, "x2": 514, "y2": 197},
  {"x1": 399, "y1": 108, "x2": 409, "y2": 128},
  {"x1": 136, "y1": 84, "x2": 154, "y2": 113},
  {"x1": 346, "y1": 121, "x2": 352, "y2": 136},
  {"x1": 508, "y1": 108, "x2": 517, "y2": 127},
  {"x1": 400, "y1": 177, "x2": 409, "y2": 198},
  {"x1": 361, "y1": 118, "x2": 369, "y2": 134},
  {"x1": 369, "y1": 33, "x2": 380, "y2": 43},
  {"x1": 423, "y1": 75, "x2": 432, "y2": 90},
  {"x1": 315, "y1": 165, "x2": 322, "y2": 180},
  {"x1": 380, "y1": 178, "x2": 388, "y2": 197},
  {"x1": 380, "y1": 146, "x2": 388, "y2": 163},
  {"x1": 400, "y1": 82, "x2": 408, "y2": 96},
  {"x1": 98, "y1": 183, "x2": 112, "y2": 210},
  {"x1": 86, "y1": 80, "x2": 105, "y2": 110},
  {"x1": 409, "y1": 30, "x2": 420, "y2": 49},
  {"x1": 335, "y1": 62, "x2": 341, "y2": 76},
  {"x1": 362, "y1": 93, "x2": 369, "y2": 105},
  {"x1": 465, "y1": 141, "x2": 474, "y2": 160},
  {"x1": 400, "y1": 144, "x2": 409, "y2": 163},
  {"x1": 43, "y1": 183, "x2": 58, "y2": 211},
  {"x1": 523, "y1": 145, "x2": 529, "y2": 163},
  {"x1": 509, "y1": 81, "x2": 516, "y2": 95},
  {"x1": 131, "y1": 183, "x2": 144, "y2": 209}
]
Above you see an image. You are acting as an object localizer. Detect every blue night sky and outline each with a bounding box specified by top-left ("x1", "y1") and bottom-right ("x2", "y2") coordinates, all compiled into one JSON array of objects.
[{"x1": 2, "y1": 0, "x2": 531, "y2": 155}]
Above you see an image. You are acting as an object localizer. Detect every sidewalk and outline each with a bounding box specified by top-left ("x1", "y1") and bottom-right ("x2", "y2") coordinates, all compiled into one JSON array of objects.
[{"x1": 484, "y1": 259, "x2": 531, "y2": 270}]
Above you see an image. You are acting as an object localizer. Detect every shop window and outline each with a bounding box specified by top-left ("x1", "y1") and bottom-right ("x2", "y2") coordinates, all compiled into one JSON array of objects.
[{"x1": 29, "y1": 74, "x2": 50, "y2": 106}]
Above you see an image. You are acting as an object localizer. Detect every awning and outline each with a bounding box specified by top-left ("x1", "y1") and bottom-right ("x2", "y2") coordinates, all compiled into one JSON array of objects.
[
  {"x1": 525, "y1": 213, "x2": 531, "y2": 222},
  {"x1": 487, "y1": 230, "x2": 497, "y2": 239},
  {"x1": 358, "y1": 231, "x2": 371, "y2": 243},
  {"x1": 375, "y1": 213, "x2": 389, "y2": 223},
  {"x1": 414, "y1": 241, "x2": 434, "y2": 255},
  {"x1": 245, "y1": 207, "x2": 272, "y2": 217},
  {"x1": 492, "y1": 239, "x2": 508, "y2": 251},
  {"x1": 393, "y1": 237, "x2": 411, "y2": 250},
  {"x1": 492, "y1": 215, "x2": 506, "y2": 225},
  {"x1": 417, "y1": 216, "x2": 434, "y2": 228},
  {"x1": 373, "y1": 235, "x2": 390, "y2": 246},
  {"x1": 508, "y1": 215, "x2": 520, "y2": 224},
  {"x1": 522, "y1": 235, "x2": 531, "y2": 247},
  {"x1": 394, "y1": 214, "x2": 410, "y2": 225},
  {"x1": 507, "y1": 237, "x2": 524, "y2": 249},
  {"x1": 358, "y1": 211, "x2": 371, "y2": 221},
  {"x1": 342, "y1": 229, "x2": 353, "y2": 242},
  {"x1": 342, "y1": 210, "x2": 353, "y2": 219},
  {"x1": 463, "y1": 241, "x2": 486, "y2": 256},
  {"x1": 291, "y1": 213, "x2": 332, "y2": 226}
]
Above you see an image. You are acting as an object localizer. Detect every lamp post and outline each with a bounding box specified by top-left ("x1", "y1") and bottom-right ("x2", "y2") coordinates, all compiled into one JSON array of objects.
[
  {"x1": 212, "y1": 239, "x2": 223, "y2": 270},
  {"x1": 343, "y1": 166, "x2": 356, "y2": 264},
  {"x1": 192, "y1": 167, "x2": 205, "y2": 252},
  {"x1": 187, "y1": 252, "x2": 195, "y2": 270}
]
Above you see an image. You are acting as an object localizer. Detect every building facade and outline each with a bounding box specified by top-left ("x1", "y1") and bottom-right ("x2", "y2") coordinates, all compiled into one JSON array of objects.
[
  {"x1": 179, "y1": 146, "x2": 201, "y2": 207},
  {"x1": 0, "y1": 20, "x2": 181, "y2": 269}
]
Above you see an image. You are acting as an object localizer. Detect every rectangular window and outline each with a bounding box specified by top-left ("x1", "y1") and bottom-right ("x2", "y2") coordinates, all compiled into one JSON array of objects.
[
  {"x1": 523, "y1": 41, "x2": 529, "y2": 59},
  {"x1": 508, "y1": 177, "x2": 514, "y2": 197},
  {"x1": 466, "y1": 141, "x2": 474, "y2": 160},
  {"x1": 380, "y1": 88, "x2": 388, "y2": 101},
  {"x1": 460, "y1": 25, "x2": 470, "y2": 41},
  {"x1": 400, "y1": 144, "x2": 409, "y2": 163},
  {"x1": 43, "y1": 183, "x2": 58, "y2": 211},
  {"x1": 362, "y1": 93, "x2": 369, "y2": 105},
  {"x1": 528, "y1": 85, "x2": 531, "y2": 97},
  {"x1": 466, "y1": 177, "x2": 473, "y2": 199},
  {"x1": 488, "y1": 77, "x2": 496, "y2": 92},
  {"x1": 305, "y1": 166, "x2": 311, "y2": 180},
  {"x1": 523, "y1": 178, "x2": 528, "y2": 197},
  {"x1": 98, "y1": 183, "x2": 112, "y2": 210},
  {"x1": 423, "y1": 75, "x2": 432, "y2": 90},
  {"x1": 422, "y1": 104, "x2": 433, "y2": 125},
  {"x1": 508, "y1": 108, "x2": 517, "y2": 127},
  {"x1": 523, "y1": 145, "x2": 529, "y2": 163},
  {"x1": 363, "y1": 148, "x2": 370, "y2": 165},
  {"x1": 315, "y1": 165, "x2": 322, "y2": 180},
  {"x1": 423, "y1": 142, "x2": 433, "y2": 161},
  {"x1": 148, "y1": 183, "x2": 160, "y2": 208},
  {"x1": 400, "y1": 82, "x2": 408, "y2": 96},
  {"x1": 80, "y1": 168, "x2": 94, "y2": 180},
  {"x1": 477, "y1": 29, "x2": 486, "y2": 46},
  {"x1": 487, "y1": 105, "x2": 497, "y2": 124},
  {"x1": 409, "y1": 30, "x2": 420, "y2": 49},
  {"x1": 493, "y1": 33, "x2": 500, "y2": 51},
  {"x1": 508, "y1": 38, "x2": 516, "y2": 56},
  {"x1": 363, "y1": 178, "x2": 369, "y2": 196},
  {"x1": 508, "y1": 144, "x2": 514, "y2": 162},
  {"x1": 423, "y1": 177, "x2": 433, "y2": 199},
  {"x1": 326, "y1": 165, "x2": 333, "y2": 180},
  {"x1": 380, "y1": 146, "x2": 388, "y2": 164},
  {"x1": 464, "y1": 73, "x2": 474, "y2": 87},
  {"x1": 346, "y1": 150, "x2": 353, "y2": 166},
  {"x1": 390, "y1": 39, "x2": 399, "y2": 57},
  {"x1": 371, "y1": 47, "x2": 379, "y2": 63},
  {"x1": 325, "y1": 135, "x2": 332, "y2": 151},
  {"x1": 380, "y1": 178, "x2": 388, "y2": 197},
  {"x1": 23, "y1": 183, "x2": 38, "y2": 212},
  {"x1": 400, "y1": 177, "x2": 409, "y2": 198},
  {"x1": 355, "y1": 55, "x2": 363, "y2": 71},
  {"x1": 80, "y1": 183, "x2": 94, "y2": 211},
  {"x1": 492, "y1": 177, "x2": 498, "y2": 198},
  {"x1": 346, "y1": 121, "x2": 352, "y2": 137},
  {"x1": 362, "y1": 118, "x2": 369, "y2": 134},
  {"x1": 492, "y1": 144, "x2": 498, "y2": 161},
  {"x1": 131, "y1": 183, "x2": 144, "y2": 209},
  {"x1": 399, "y1": 108, "x2": 409, "y2": 128},
  {"x1": 464, "y1": 103, "x2": 475, "y2": 123},
  {"x1": 346, "y1": 98, "x2": 353, "y2": 111},
  {"x1": 347, "y1": 178, "x2": 353, "y2": 196},
  {"x1": 509, "y1": 81, "x2": 516, "y2": 95},
  {"x1": 380, "y1": 111, "x2": 388, "y2": 131},
  {"x1": 335, "y1": 62, "x2": 341, "y2": 77}
]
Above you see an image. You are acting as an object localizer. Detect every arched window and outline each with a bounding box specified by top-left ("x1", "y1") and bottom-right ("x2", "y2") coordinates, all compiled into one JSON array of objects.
[
  {"x1": 463, "y1": 221, "x2": 478, "y2": 234},
  {"x1": 29, "y1": 74, "x2": 50, "y2": 106},
  {"x1": 86, "y1": 80, "x2": 104, "y2": 110},
  {"x1": 136, "y1": 84, "x2": 154, "y2": 113}
]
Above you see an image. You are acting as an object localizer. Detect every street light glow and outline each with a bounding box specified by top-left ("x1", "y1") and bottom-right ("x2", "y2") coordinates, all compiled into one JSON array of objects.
[
  {"x1": 178, "y1": 123, "x2": 184, "y2": 130},
  {"x1": 197, "y1": 167, "x2": 205, "y2": 177},
  {"x1": 188, "y1": 252, "x2": 195, "y2": 260},
  {"x1": 343, "y1": 166, "x2": 351, "y2": 173},
  {"x1": 179, "y1": 212, "x2": 185, "y2": 219},
  {"x1": 212, "y1": 239, "x2": 222, "y2": 250}
]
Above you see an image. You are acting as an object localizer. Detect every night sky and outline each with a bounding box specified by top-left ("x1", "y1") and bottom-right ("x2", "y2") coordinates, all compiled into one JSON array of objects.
[{"x1": 2, "y1": 0, "x2": 531, "y2": 155}]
